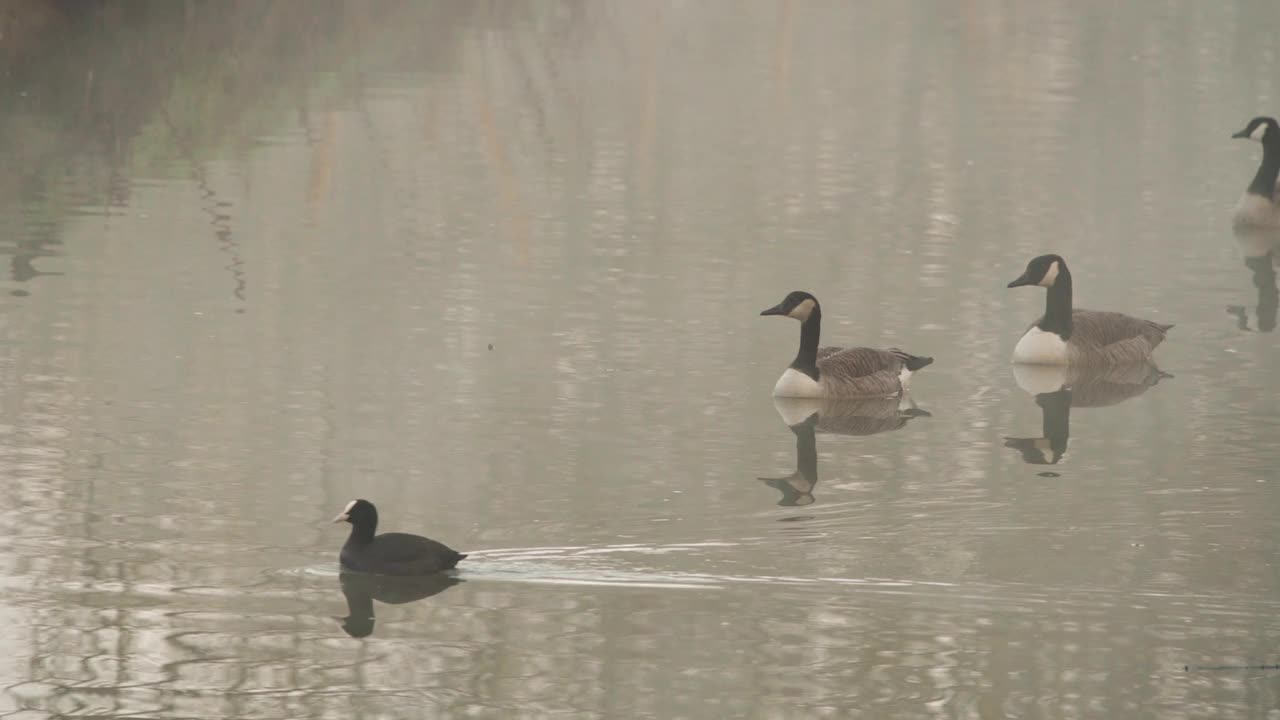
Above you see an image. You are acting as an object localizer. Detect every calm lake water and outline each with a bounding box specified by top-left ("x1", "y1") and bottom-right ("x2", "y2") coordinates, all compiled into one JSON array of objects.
[{"x1": 2, "y1": 1, "x2": 1280, "y2": 718}]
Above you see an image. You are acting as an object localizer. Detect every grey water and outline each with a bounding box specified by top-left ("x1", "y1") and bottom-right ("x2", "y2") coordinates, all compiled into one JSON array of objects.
[{"x1": 1, "y1": 1, "x2": 1280, "y2": 717}]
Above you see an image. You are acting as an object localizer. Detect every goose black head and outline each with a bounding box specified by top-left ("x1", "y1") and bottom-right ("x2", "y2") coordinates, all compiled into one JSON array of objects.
[
  {"x1": 332, "y1": 498, "x2": 377, "y2": 527},
  {"x1": 1233, "y1": 116, "x2": 1280, "y2": 144},
  {"x1": 760, "y1": 291, "x2": 820, "y2": 322},
  {"x1": 1007, "y1": 254, "x2": 1067, "y2": 289}
]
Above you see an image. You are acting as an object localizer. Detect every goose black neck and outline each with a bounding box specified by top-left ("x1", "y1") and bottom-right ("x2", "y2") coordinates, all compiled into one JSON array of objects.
[
  {"x1": 1248, "y1": 141, "x2": 1280, "y2": 199},
  {"x1": 790, "y1": 305, "x2": 822, "y2": 381},
  {"x1": 347, "y1": 520, "x2": 376, "y2": 545},
  {"x1": 1038, "y1": 266, "x2": 1074, "y2": 339}
]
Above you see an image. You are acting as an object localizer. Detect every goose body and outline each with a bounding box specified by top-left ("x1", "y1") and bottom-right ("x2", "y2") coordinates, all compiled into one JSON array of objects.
[
  {"x1": 333, "y1": 499, "x2": 466, "y2": 576},
  {"x1": 760, "y1": 291, "x2": 932, "y2": 398},
  {"x1": 1007, "y1": 255, "x2": 1171, "y2": 367},
  {"x1": 1235, "y1": 194, "x2": 1280, "y2": 230},
  {"x1": 1232, "y1": 116, "x2": 1280, "y2": 231}
]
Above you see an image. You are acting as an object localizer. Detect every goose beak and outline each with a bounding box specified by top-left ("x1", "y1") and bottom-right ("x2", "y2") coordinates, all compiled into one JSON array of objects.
[
  {"x1": 1232, "y1": 128, "x2": 1250, "y2": 139},
  {"x1": 760, "y1": 303, "x2": 787, "y2": 316},
  {"x1": 332, "y1": 512, "x2": 349, "y2": 523},
  {"x1": 1007, "y1": 273, "x2": 1033, "y2": 288}
]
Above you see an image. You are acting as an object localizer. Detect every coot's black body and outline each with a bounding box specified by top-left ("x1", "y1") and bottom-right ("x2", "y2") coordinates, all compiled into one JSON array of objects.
[{"x1": 333, "y1": 499, "x2": 467, "y2": 576}]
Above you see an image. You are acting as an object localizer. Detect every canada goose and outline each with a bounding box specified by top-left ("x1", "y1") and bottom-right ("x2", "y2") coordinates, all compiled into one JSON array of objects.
[
  {"x1": 1006, "y1": 255, "x2": 1172, "y2": 366},
  {"x1": 1232, "y1": 116, "x2": 1280, "y2": 231},
  {"x1": 760, "y1": 397, "x2": 930, "y2": 506},
  {"x1": 1005, "y1": 363, "x2": 1170, "y2": 465},
  {"x1": 760, "y1": 291, "x2": 933, "y2": 398},
  {"x1": 333, "y1": 499, "x2": 467, "y2": 576}
]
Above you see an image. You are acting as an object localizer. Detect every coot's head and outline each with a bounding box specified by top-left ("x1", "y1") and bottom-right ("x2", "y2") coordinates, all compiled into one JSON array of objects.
[{"x1": 332, "y1": 498, "x2": 377, "y2": 527}]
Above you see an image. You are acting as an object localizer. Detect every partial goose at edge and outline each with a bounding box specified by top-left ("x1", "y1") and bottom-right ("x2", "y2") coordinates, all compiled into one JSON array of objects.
[{"x1": 1232, "y1": 116, "x2": 1280, "y2": 232}]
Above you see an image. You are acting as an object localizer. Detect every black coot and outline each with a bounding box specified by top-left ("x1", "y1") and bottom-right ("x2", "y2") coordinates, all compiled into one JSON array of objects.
[{"x1": 332, "y1": 499, "x2": 467, "y2": 576}]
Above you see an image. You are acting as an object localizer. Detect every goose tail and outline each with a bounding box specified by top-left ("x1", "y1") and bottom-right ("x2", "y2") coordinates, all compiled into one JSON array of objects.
[{"x1": 890, "y1": 348, "x2": 934, "y2": 372}]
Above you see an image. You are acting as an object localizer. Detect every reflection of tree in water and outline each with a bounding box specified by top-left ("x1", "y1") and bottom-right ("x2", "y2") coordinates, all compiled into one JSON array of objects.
[
  {"x1": 0, "y1": 1, "x2": 481, "y2": 300},
  {"x1": 161, "y1": 108, "x2": 246, "y2": 308},
  {"x1": 6, "y1": 205, "x2": 64, "y2": 292}
]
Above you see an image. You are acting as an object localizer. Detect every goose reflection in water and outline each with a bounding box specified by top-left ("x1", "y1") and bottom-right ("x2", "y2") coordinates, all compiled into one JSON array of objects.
[
  {"x1": 1225, "y1": 251, "x2": 1279, "y2": 333},
  {"x1": 337, "y1": 571, "x2": 463, "y2": 638},
  {"x1": 1004, "y1": 363, "x2": 1170, "y2": 466},
  {"x1": 760, "y1": 397, "x2": 930, "y2": 506}
]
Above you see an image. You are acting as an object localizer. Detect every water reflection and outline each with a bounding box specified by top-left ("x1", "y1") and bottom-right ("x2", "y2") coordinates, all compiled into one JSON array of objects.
[
  {"x1": 1226, "y1": 247, "x2": 1279, "y2": 333},
  {"x1": 162, "y1": 110, "x2": 247, "y2": 307},
  {"x1": 9, "y1": 234, "x2": 62, "y2": 285},
  {"x1": 0, "y1": 0, "x2": 1278, "y2": 715},
  {"x1": 760, "y1": 397, "x2": 929, "y2": 506},
  {"x1": 336, "y1": 572, "x2": 463, "y2": 638},
  {"x1": 1005, "y1": 364, "x2": 1170, "y2": 465}
]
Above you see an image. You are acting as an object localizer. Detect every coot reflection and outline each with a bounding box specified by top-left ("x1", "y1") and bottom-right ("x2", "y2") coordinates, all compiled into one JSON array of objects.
[{"x1": 337, "y1": 571, "x2": 463, "y2": 638}]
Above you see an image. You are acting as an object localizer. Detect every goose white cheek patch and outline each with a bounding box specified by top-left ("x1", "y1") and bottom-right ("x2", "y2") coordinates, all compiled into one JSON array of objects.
[
  {"x1": 1039, "y1": 261, "x2": 1060, "y2": 287},
  {"x1": 788, "y1": 298, "x2": 816, "y2": 321},
  {"x1": 1252, "y1": 123, "x2": 1268, "y2": 141}
]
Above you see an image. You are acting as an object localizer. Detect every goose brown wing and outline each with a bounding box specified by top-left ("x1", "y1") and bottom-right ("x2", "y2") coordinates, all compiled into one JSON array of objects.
[
  {"x1": 815, "y1": 347, "x2": 904, "y2": 397},
  {"x1": 1070, "y1": 309, "x2": 1171, "y2": 364}
]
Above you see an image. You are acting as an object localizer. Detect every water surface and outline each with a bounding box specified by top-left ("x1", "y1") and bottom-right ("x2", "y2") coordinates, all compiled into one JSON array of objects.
[{"x1": 2, "y1": 1, "x2": 1280, "y2": 717}]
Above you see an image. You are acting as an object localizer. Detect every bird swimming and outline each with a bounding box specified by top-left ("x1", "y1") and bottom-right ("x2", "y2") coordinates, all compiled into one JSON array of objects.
[
  {"x1": 332, "y1": 499, "x2": 466, "y2": 576},
  {"x1": 1232, "y1": 116, "x2": 1280, "y2": 231},
  {"x1": 760, "y1": 291, "x2": 932, "y2": 398},
  {"x1": 1006, "y1": 254, "x2": 1171, "y2": 366}
]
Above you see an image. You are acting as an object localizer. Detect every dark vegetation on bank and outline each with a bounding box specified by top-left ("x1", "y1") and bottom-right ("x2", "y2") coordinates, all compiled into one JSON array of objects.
[{"x1": 1, "y1": 1, "x2": 475, "y2": 173}]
